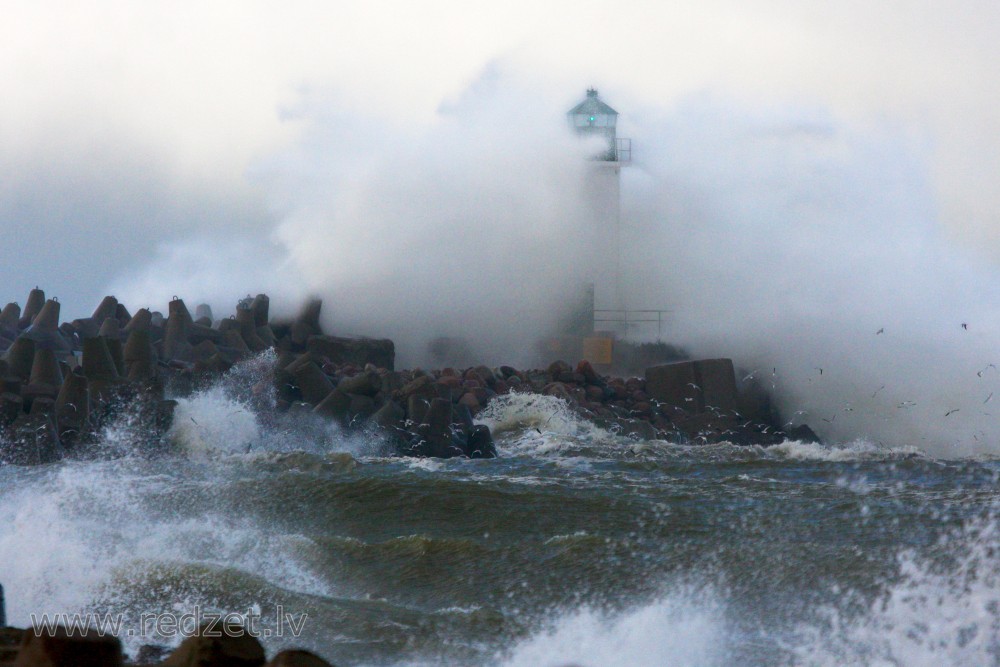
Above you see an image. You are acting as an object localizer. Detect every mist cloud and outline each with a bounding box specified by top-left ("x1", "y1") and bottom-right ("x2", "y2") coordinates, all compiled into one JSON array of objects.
[
  {"x1": 5, "y1": 2, "x2": 1000, "y2": 454},
  {"x1": 624, "y1": 96, "x2": 1000, "y2": 454},
  {"x1": 115, "y1": 74, "x2": 602, "y2": 365},
  {"x1": 117, "y1": 76, "x2": 1000, "y2": 456}
]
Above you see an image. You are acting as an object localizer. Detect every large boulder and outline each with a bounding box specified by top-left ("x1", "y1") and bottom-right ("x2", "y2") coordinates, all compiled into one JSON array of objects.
[
  {"x1": 162, "y1": 297, "x2": 194, "y2": 361},
  {"x1": 54, "y1": 372, "x2": 90, "y2": 445},
  {"x1": 0, "y1": 303, "x2": 20, "y2": 340},
  {"x1": 17, "y1": 288, "x2": 45, "y2": 330},
  {"x1": 264, "y1": 650, "x2": 334, "y2": 667},
  {"x1": 13, "y1": 625, "x2": 123, "y2": 666},
  {"x1": 22, "y1": 299, "x2": 72, "y2": 354},
  {"x1": 5, "y1": 412, "x2": 63, "y2": 465},
  {"x1": 370, "y1": 399, "x2": 405, "y2": 429},
  {"x1": 645, "y1": 361, "x2": 698, "y2": 410},
  {"x1": 645, "y1": 358, "x2": 737, "y2": 413},
  {"x1": 163, "y1": 624, "x2": 265, "y2": 667},
  {"x1": 313, "y1": 388, "x2": 351, "y2": 422},
  {"x1": 466, "y1": 424, "x2": 497, "y2": 458},
  {"x1": 396, "y1": 375, "x2": 436, "y2": 403},
  {"x1": 4, "y1": 337, "x2": 36, "y2": 381},
  {"x1": 293, "y1": 362, "x2": 334, "y2": 405},
  {"x1": 694, "y1": 358, "x2": 738, "y2": 412},
  {"x1": 306, "y1": 335, "x2": 395, "y2": 371},
  {"x1": 337, "y1": 369, "x2": 381, "y2": 397},
  {"x1": 0, "y1": 627, "x2": 23, "y2": 664}
]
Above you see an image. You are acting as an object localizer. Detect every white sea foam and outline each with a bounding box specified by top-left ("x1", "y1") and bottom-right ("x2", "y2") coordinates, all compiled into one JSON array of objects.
[
  {"x1": 0, "y1": 459, "x2": 332, "y2": 654},
  {"x1": 431, "y1": 605, "x2": 482, "y2": 616},
  {"x1": 788, "y1": 517, "x2": 1000, "y2": 666},
  {"x1": 761, "y1": 438, "x2": 925, "y2": 462},
  {"x1": 475, "y1": 393, "x2": 669, "y2": 462},
  {"x1": 543, "y1": 531, "x2": 590, "y2": 545},
  {"x1": 170, "y1": 386, "x2": 261, "y2": 458},
  {"x1": 498, "y1": 589, "x2": 728, "y2": 667},
  {"x1": 404, "y1": 458, "x2": 444, "y2": 473},
  {"x1": 498, "y1": 516, "x2": 1000, "y2": 667},
  {"x1": 498, "y1": 431, "x2": 586, "y2": 458},
  {"x1": 478, "y1": 391, "x2": 934, "y2": 464},
  {"x1": 167, "y1": 351, "x2": 381, "y2": 459},
  {"x1": 476, "y1": 393, "x2": 611, "y2": 441}
]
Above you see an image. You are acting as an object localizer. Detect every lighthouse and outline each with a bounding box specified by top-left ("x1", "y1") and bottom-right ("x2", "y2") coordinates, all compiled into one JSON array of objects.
[{"x1": 567, "y1": 88, "x2": 631, "y2": 335}]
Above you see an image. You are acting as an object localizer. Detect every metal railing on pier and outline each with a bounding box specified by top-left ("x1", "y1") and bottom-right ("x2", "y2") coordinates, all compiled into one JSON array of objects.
[
  {"x1": 593, "y1": 309, "x2": 671, "y2": 339},
  {"x1": 614, "y1": 137, "x2": 631, "y2": 163}
]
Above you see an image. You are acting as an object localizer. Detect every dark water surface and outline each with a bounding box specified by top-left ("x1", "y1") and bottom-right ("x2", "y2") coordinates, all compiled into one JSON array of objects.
[{"x1": 2, "y1": 389, "x2": 1000, "y2": 666}]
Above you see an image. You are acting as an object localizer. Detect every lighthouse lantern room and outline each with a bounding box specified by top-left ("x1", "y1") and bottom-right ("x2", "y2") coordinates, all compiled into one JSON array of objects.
[{"x1": 567, "y1": 88, "x2": 622, "y2": 161}]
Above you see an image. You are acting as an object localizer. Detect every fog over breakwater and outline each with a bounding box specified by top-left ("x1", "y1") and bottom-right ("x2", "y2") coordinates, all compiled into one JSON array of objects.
[
  {"x1": 103, "y1": 97, "x2": 1000, "y2": 457},
  {"x1": 69, "y1": 78, "x2": 992, "y2": 457},
  {"x1": 4, "y1": 3, "x2": 1000, "y2": 452}
]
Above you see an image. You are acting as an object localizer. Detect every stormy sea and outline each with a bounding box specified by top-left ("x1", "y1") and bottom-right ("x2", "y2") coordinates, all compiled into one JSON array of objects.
[{"x1": 2, "y1": 351, "x2": 998, "y2": 667}]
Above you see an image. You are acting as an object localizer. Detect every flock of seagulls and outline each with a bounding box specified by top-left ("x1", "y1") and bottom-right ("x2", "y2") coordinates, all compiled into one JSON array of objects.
[
  {"x1": 873, "y1": 323, "x2": 972, "y2": 334},
  {"x1": 741, "y1": 321, "x2": 996, "y2": 432}
]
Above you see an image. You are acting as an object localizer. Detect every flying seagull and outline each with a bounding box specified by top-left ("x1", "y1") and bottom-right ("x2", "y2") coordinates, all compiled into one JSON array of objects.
[{"x1": 876, "y1": 328, "x2": 884, "y2": 335}]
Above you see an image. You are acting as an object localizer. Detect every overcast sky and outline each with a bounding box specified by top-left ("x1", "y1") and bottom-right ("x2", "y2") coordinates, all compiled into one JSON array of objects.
[
  {"x1": 3, "y1": 1, "x2": 1000, "y2": 315},
  {"x1": 4, "y1": 1, "x2": 1000, "y2": 450}
]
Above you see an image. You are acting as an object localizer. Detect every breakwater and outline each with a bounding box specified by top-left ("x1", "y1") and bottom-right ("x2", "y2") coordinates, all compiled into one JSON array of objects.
[
  {"x1": 0, "y1": 289, "x2": 812, "y2": 468},
  {"x1": 0, "y1": 287, "x2": 856, "y2": 667},
  {"x1": 0, "y1": 323, "x2": 994, "y2": 666}
]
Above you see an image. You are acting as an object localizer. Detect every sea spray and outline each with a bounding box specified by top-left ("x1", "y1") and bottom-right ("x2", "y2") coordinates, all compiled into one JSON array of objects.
[
  {"x1": 627, "y1": 95, "x2": 1000, "y2": 456},
  {"x1": 498, "y1": 587, "x2": 729, "y2": 667},
  {"x1": 787, "y1": 515, "x2": 1000, "y2": 666},
  {"x1": 0, "y1": 456, "x2": 338, "y2": 656},
  {"x1": 475, "y1": 393, "x2": 618, "y2": 459},
  {"x1": 760, "y1": 438, "x2": 925, "y2": 463},
  {"x1": 165, "y1": 350, "x2": 381, "y2": 459},
  {"x1": 1, "y1": 361, "x2": 999, "y2": 664},
  {"x1": 170, "y1": 387, "x2": 261, "y2": 458}
]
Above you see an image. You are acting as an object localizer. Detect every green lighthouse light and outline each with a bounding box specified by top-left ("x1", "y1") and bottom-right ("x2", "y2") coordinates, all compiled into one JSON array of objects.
[{"x1": 567, "y1": 88, "x2": 621, "y2": 159}]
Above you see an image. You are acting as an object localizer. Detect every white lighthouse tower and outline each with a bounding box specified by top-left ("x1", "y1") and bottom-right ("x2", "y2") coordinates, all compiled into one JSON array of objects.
[{"x1": 567, "y1": 88, "x2": 631, "y2": 336}]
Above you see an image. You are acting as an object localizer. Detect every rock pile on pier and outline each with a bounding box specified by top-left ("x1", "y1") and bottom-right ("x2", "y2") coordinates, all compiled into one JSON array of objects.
[
  {"x1": 0, "y1": 288, "x2": 178, "y2": 464},
  {"x1": 0, "y1": 287, "x2": 808, "y2": 465},
  {"x1": 269, "y1": 317, "x2": 497, "y2": 459},
  {"x1": 413, "y1": 356, "x2": 802, "y2": 445},
  {"x1": 268, "y1": 343, "x2": 799, "y2": 450},
  {"x1": 0, "y1": 288, "x2": 401, "y2": 464}
]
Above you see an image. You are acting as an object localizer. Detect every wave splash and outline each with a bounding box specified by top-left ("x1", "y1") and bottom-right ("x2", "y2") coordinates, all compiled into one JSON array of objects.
[
  {"x1": 164, "y1": 351, "x2": 382, "y2": 460},
  {"x1": 498, "y1": 587, "x2": 728, "y2": 667},
  {"x1": 787, "y1": 516, "x2": 1000, "y2": 667},
  {"x1": 498, "y1": 513, "x2": 1000, "y2": 667}
]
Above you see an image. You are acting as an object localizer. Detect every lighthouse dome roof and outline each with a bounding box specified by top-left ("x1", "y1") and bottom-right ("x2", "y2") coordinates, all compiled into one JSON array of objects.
[{"x1": 567, "y1": 88, "x2": 618, "y2": 117}]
